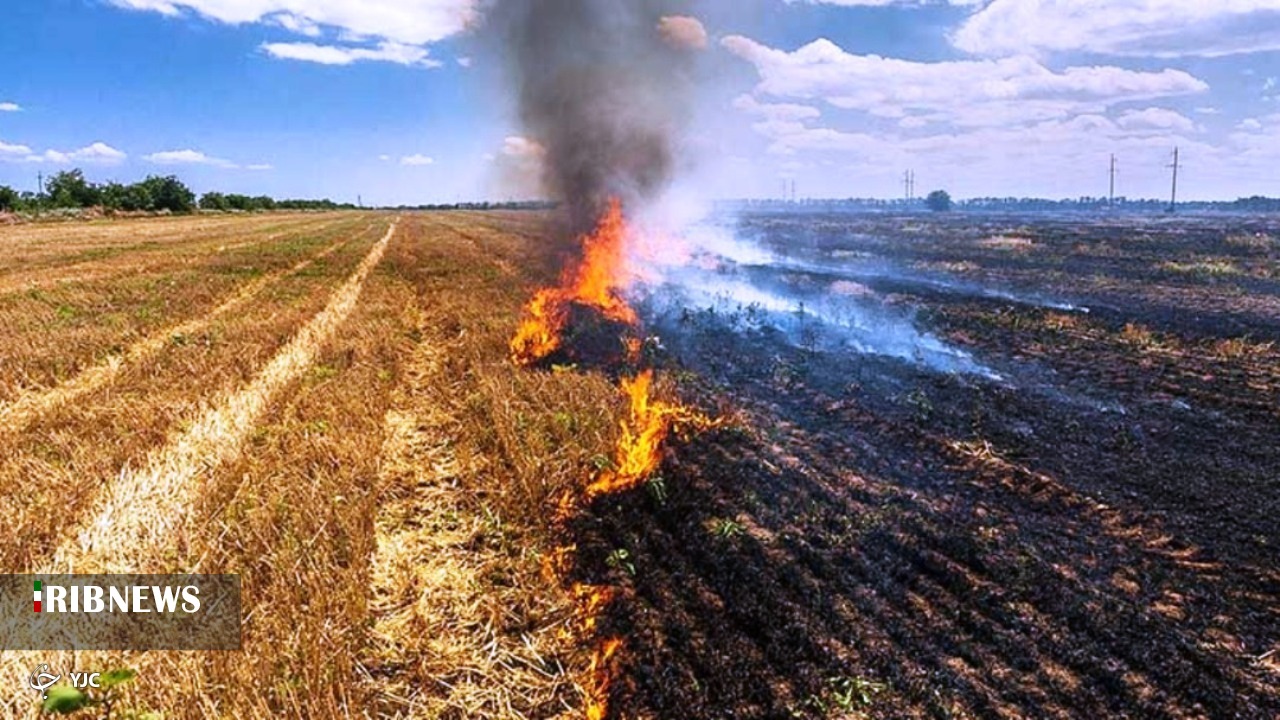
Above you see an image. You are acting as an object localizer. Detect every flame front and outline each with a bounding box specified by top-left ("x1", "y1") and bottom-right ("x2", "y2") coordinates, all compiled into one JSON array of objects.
[
  {"x1": 510, "y1": 199, "x2": 637, "y2": 366},
  {"x1": 585, "y1": 636, "x2": 624, "y2": 720},
  {"x1": 586, "y1": 370, "x2": 718, "y2": 498},
  {"x1": 511, "y1": 199, "x2": 720, "y2": 720}
]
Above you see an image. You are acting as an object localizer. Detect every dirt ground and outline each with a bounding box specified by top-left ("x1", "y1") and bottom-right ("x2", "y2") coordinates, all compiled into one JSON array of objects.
[{"x1": 557, "y1": 211, "x2": 1280, "y2": 719}]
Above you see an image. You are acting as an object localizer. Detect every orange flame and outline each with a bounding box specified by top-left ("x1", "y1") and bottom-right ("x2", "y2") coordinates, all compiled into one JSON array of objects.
[
  {"x1": 511, "y1": 199, "x2": 638, "y2": 365},
  {"x1": 571, "y1": 583, "x2": 617, "y2": 635},
  {"x1": 512, "y1": 199, "x2": 721, "y2": 720},
  {"x1": 586, "y1": 370, "x2": 718, "y2": 499},
  {"x1": 585, "y1": 636, "x2": 624, "y2": 720}
]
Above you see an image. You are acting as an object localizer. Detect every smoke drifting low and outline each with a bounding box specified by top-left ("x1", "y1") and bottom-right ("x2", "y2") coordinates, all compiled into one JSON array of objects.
[{"x1": 487, "y1": 0, "x2": 696, "y2": 231}]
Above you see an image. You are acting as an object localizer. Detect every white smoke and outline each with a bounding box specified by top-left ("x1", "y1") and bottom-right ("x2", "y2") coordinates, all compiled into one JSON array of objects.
[{"x1": 626, "y1": 209, "x2": 999, "y2": 378}]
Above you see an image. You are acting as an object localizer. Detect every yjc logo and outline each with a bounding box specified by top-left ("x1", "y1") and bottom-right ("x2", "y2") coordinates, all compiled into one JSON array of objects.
[
  {"x1": 28, "y1": 665, "x2": 103, "y2": 699},
  {"x1": 28, "y1": 664, "x2": 58, "y2": 699}
]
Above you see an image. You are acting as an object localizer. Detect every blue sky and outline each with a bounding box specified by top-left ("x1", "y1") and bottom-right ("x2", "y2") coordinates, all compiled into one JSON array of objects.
[{"x1": 2, "y1": 0, "x2": 1280, "y2": 204}]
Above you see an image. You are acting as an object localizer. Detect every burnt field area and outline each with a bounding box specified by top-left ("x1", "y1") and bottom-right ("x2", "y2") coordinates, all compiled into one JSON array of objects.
[{"x1": 564, "y1": 212, "x2": 1280, "y2": 718}]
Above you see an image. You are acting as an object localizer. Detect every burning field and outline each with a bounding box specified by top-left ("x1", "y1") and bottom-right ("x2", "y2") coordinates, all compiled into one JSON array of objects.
[
  {"x1": 1, "y1": 199, "x2": 1278, "y2": 720},
  {"x1": 536, "y1": 207, "x2": 1280, "y2": 719},
  {"x1": 2, "y1": 1, "x2": 1278, "y2": 719}
]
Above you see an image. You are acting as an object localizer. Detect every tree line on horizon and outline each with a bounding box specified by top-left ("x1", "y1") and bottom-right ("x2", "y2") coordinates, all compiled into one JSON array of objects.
[
  {"x1": 6, "y1": 169, "x2": 1278, "y2": 216},
  {"x1": 729, "y1": 193, "x2": 1280, "y2": 213},
  {"x1": 0, "y1": 169, "x2": 357, "y2": 214}
]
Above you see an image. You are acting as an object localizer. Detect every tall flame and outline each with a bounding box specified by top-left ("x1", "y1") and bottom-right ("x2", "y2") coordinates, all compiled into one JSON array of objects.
[
  {"x1": 510, "y1": 199, "x2": 637, "y2": 366},
  {"x1": 585, "y1": 636, "x2": 624, "y2": 720},
  {"x1": 511, "y1": 199, "x2": 719, "y2": 720},
  {"x1": 586, "y1": 370, "x2": 718, "y2": 499}
]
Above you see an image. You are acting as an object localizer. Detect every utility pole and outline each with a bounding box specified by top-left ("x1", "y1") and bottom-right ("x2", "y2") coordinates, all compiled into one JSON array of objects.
[
  {"x1": 904, "y1": 170, "x2": 915, "y2": 203},
  {"x1": 357, "y1": 194, "x2": 363, "y2": 209},
  {"x1": 1167, "y1": 147, "x2": 1181, "y2": 213},
  {"x1": 1108, "y1": 154, "x2": 1117, "y2": 208},
  {"x1": 36, "y1": 172, "x2": 43, "y2": 218}
]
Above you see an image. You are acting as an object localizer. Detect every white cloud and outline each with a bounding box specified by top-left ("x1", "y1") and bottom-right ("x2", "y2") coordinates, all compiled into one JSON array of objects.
[
  {"x1": 0, "y1": 102, "x2": 21, "y2": 112},
  {"x1": 109, "y1": 0, "x2": 472, "y2": 70},
  {"x1": 145, "y1": 149, "x2": 237, "y2": 168},
  {"x1": 456, "y1": 56, "x2": 472, "y2": 67},
  {"x1": 657, "y1": 15, "x2": 709, "y2": 50},
  {"x1": 0, "y1": 140, "x2": 34, "y2": 157},
  {"x1": 400, "y1": 154, "x2": 435, "y2": 166},
  {"x1": 750, "y1": 113, "x2": 1225, "y2": 197},
  {"x1": 751, "y1": 119, "x2": 885, "y2": 156},
  {"x1": 378, "y1": 154, "x2": 391, "y2": 161},
  {"x1": 108, "y1": 0, "x2": 477, "y2": 46},
  {"x1": 954, "y1": 0, "x2": 1280, "y2": 58},
  {"x1": 733, "y1": 94, "x2": 822, "y2": 122},
  {"x1": 70, "y1": 142, "x2": 128, "y2": 164},
  {"x1": 5, "y1": 142, "x2": 127, "y2": 165},
  {"x1": 261, "y1": 40, "x2": 439, "y2": 66},
  {"x1": 246, "y1": 163, "x2": 274, "y2": 171},
  {"x1": 722, "y1": 36, "x2": 1208, "y2": 128},
  {"x1": 272, "y1": 12, "x2": 322, "y2": 37},
  {"x1": 1117, "y1": 107, "x2": 1197, "y2": 133},
  {"x1": 501, "y1": 136, "x2": 545, "y2": 158},
  {"x1": 1194, "y1": 107, "x2": 1222, "y2": 115}
]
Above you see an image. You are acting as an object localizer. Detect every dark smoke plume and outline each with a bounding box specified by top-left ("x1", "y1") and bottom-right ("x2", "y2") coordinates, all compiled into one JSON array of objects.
[{"x1": 487, "y1": 0, "x2": 695, "y2": 232}]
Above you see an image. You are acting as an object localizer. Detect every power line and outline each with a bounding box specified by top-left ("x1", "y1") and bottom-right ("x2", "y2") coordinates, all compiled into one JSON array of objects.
[{"x1": 1109, "y1": 154, "x2": 1117, "y2": 208}]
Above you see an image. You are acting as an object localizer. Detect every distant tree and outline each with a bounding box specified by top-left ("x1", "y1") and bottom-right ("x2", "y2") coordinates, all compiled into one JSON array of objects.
[
  {"x1": 45, "y1": 169, "x2": 102, "y2": 208},
  {"x1": 925, "y1": 189, "x2": 953, "y2": 213},
  {"x1": 100, "y1": 182, "x2": 127, "y2": 210},
  {"x1": 138, "y1": 175, "x2": 195, "y2": 213},
  {"x1": 0, "y1": 185, "x2": 19, "y2": 212},
  {"x1": 100, "y1": 181, "x2": 154, "y2": 212},
  {"x1": 200, "y1": 191, "x2": 230, "y2": 211}
]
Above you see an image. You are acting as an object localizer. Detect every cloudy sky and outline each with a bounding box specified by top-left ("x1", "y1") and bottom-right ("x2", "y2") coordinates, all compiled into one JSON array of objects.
[{"x1": 2, "y1": 0, "x2": 1279, "y2": 204}]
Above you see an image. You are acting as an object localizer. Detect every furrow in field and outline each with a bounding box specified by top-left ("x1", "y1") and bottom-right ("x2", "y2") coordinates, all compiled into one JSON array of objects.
[
  {"x1": 0, "y1": 216, "x2": 372, "y2": 405},
  {"x1": 0, "y1": 220, "x2": 383, "y2": 576},
  {"x1": 0, "y1": 224, "x2": 363, "y2": 437},
  {"x1": 358, "y1": 216, "x2": 585, "y2": 719},
  {"x1": 42, "y1": 220, "x2": 396, "y2": 574},
  {"x1": 0, "y1": 219, "x2": 391, "y2": 718},
  {"x1": 363, "y1": 323, "x2": 504, "y2": 717}
]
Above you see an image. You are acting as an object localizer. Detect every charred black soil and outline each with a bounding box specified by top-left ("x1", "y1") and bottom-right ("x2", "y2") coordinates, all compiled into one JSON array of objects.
[{"x1": 553, "y1": 211, "x2": 1280, "y2": 719}]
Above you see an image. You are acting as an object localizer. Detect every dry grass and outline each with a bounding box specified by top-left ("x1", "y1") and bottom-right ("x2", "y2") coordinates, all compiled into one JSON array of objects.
[
  {"x1": 0, "y1": 219, "x2": 384, "y2": 574},
  {"x1": 0, "y1": 214, "x2": 372, "y2": 402},
  {"x1": 1224, "y1": 232, "x2": 1277, "y2": 251},
  {"x1": 977, "y1": 235, "x2": 1036, "y2": 251},
  {"x1": 0, "y1": 213, "x2": 337, "y2": 278},
  {"x1": 0, "y1": 211, "x2": 621, "y2": 719},
  {"x1": 0, "y1": 219, "x2": 370, "y2": 434},
  {"x1": 1157, "y1": 259, "x2": 1243, "y2": 277},
  {"x1": 47, "y1": 221, "x2": 396, "y2": 573}
]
